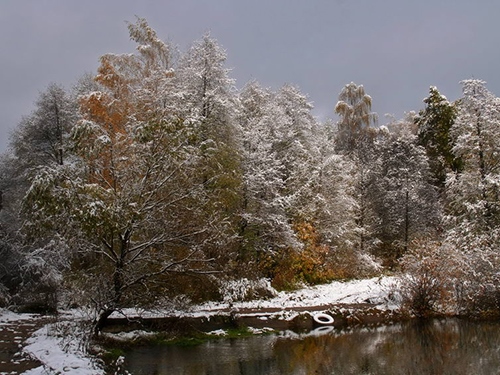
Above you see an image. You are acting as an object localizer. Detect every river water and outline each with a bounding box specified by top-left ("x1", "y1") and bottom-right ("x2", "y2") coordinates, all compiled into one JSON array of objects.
[{"x1": 123, "y1": 318, "x2": 500, "y2": 374}]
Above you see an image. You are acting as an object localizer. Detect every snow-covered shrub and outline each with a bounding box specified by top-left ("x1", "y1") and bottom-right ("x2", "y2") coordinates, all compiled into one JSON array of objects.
[
  {"x1": 355, "y1": 252, "x2": 384, "y2": 276},
  {"x1": 399, "y1": 240, "x2": 454, "y2": 317},
  {"x1": 218, "y1": 278, "x2": 277, "y2": 304},
  {"x1": 12, "y1": 238, "x2": 69, "y2": 312},
  {"x1": 400, "y1": 236, "x2": 500, "y2": 318},
  {"x1": 440, "y1": 222, "x2": 500, "y2": 317},
  {"x1": 450, "y1": 247, "x2": 500, "y2": 317}
]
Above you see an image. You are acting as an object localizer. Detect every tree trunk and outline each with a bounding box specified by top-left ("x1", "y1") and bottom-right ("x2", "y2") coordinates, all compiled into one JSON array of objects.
[
  {"x1": 94, "y1": 239, "x2": 127, "y2": 335},
  {"x1": 404, "y1": 189, "x2": 409, "y2": 255},
  {"x1": 94, "y1": 308, "x2": 114, "y2": 336}
]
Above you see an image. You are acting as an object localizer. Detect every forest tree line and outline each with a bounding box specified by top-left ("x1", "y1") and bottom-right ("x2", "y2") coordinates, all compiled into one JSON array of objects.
[{"x1": 1, "y1": 18, "x2": 500, "y2": 326}]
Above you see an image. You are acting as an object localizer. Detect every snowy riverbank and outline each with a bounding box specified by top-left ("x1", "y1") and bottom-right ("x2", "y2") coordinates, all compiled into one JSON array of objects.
[
  {"x1": 108, "y1": 275, "x2": 400, "y2": 321},
  {"x1": 1, "y1": 276, "x2": 400, "y2": 374},
  {"x1": 0, "y1": 311, "x2": 103, "y2": 375},
  {"x1": 195, "y1": 275, "x2": 399, "y2": 313}
]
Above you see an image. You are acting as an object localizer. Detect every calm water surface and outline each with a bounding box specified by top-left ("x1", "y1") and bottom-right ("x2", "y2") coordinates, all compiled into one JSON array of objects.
[{"x1": 123, "y1": 319, "x2": 500, "y2": 374}]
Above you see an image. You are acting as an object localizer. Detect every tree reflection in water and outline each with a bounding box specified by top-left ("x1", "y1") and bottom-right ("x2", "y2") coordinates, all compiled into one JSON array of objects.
[{"x1": 124, "y1": 319, "x2": 500, "y2": 375}]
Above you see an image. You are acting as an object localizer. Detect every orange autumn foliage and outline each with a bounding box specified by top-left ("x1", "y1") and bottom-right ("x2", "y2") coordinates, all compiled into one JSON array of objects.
[
  {"x1": 77, "y1": 57, "x2": 136, "y2": 188},
  {"x1": 81, "y1": 55, "x2": 134, "y2": 135},
  {"x1": 268, "y1": 221, "x2": 338, "y2": 290},
  {"x1": 292, "y1": 221, "x2": 336, "y2": 284}
]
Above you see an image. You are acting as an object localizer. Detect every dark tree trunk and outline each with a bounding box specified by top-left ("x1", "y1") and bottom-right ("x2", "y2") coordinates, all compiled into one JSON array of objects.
[
  {"x1": 94, "y1": 308, "x2": 114, "y2": 336},
  {"x1": 94, "y1": 236, "x2": 128, "y2": 335},
  {"x1": 404, "y1": 189, "x2": 409, "y2": 255}
]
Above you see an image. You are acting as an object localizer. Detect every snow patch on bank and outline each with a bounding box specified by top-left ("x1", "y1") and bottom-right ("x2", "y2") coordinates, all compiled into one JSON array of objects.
[
  {"x1": 108, "y1": 276, "x2": 399, "y2": 321},
  {"x1": 22, "y1": 322, "x2": 104, "y2": 375},
  {"x1": 0, "y1": 309, "x2": 38, "y2": 324},
  {"x1": 195, "y1": 276, "x2": 399, "y2": 313}
]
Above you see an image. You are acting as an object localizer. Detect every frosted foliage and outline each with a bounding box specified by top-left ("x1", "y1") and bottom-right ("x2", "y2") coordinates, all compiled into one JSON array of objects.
[
  {"x1": 23, "y1": 239, "x2": 69, "y2": 284},
  {"x1": 239, "y1": 81, "x2": 358, "y2": 254},
  {"x1": 11, "y1": 83, "x2": 77, "y2": 170},
  {"x1": 20, "y1": 19, "x2": 240, "y2": 332},
  {"x1": 239, "y1": 82, "x2": 298, "y2": 251},
  {"x1": 127, "y1": 17, "x2": 171, "y2": 70},
  {"x1": 447, "y1": 79, "x2": 500, "y2": 237},
  {"x1": 177, "y1": 33, "x2": 236, "y2": 124},
  {"x1": 335, "y1": 82, "x2": 378, "y2": 153},
  {"x1": 314, "y1": 152, "x2": 358, "y2": 248},
  {"x1": 218, "y1": 278, "x2": 277, "y2": 303},
  {"x1": 335, "y1": 82, "x2": 377, "y2": 128}
]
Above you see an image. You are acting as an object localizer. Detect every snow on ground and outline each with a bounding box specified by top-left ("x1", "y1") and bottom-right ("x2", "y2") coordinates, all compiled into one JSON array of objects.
[
  {"x1": 0, "y1": 309, "x2": 104, "y2": 375},
  {"x1": 111, "y1": 276, "x2": 400, "y2": 320},
  {"x1": 0, "y1": 309, "x2": 39, "y2": 324},
  {"x1": 194, "y1": 276, "x2": 400, "y2": 314},
  {"x1": 21, "y1": 322, "x2": 104, "y2": 375}
]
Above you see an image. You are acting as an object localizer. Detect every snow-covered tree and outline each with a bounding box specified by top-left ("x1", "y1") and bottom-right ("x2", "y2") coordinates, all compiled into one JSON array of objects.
[
  {"x1": 273, "y1": 85, "x2": 322, "y2": 218},
  {"x1": 334, "y1": 82, "x2": 378, "y2": 153},
  {"x1": 416, "y1": 86, "x2": 461, "y2": 189},
  {"x1": 0, "y1": 83, "x2": 78, "y2": 310},
  {"x1": 11, "y1": 83, "x2": 77, "y2": 169},
  {"x1": 447, "y1": 79, "x2": 500, "y2": 235},
  {"x1": 239, "y1": 81, "x2": 365, "y2": 283},
  {"x1": 444, "y1": 79, "x2": 500, "y2": 313},
  {"x1": 373, "y1": 120, "x2": 440, "y2": 261},
  {"x1": 176, "y1": 33, "x2": 244, "y2": 262},
  {"x1": 238, "y1": 81, "x2": 297, "y2": 265},
  {"x1": 332, "y1": 83, "x2": 380, "y2": 254},
  {"x1": 21, "y1": 19, "x2": 225, "y2": 332},
  {"x1": 3, "y1": 83, "x2": 78, "y2": 225}
]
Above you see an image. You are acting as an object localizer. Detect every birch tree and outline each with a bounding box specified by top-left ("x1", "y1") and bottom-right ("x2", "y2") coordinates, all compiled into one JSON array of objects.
[
  {"x1": 334, "y1": 82, "x2": 379, "y2": 253},
  {"x1": 334, "y1": 82, "x2": 378, "y2": 153}
]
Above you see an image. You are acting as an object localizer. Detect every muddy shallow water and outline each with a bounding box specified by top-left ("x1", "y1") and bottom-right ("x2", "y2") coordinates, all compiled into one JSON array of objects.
[
  {"x1": 123, "y1": 318, "x2": 500, "y2": 375},
  {"x1": 0, "y1": 317, "x2": 45, "y2": 374}
]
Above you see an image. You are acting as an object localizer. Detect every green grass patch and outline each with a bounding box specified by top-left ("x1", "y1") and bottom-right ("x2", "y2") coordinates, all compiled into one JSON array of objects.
[
  {"x1": 159, "y1": 335, "x2": 209, "y2": 347},
  {"x1": 98, "y1": 324, "x2": 273, "y2": 352},
  {"x1": 101, "y1": 347, "x2": 126, "y2": 361},
  {"x1": 225, "y1": 326, "x2": 252, "y2": 338}
]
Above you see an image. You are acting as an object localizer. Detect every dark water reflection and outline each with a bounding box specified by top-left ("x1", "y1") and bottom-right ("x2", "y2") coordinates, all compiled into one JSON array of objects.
[{"x1": 123, "y1": 319, "x2": 500, "y2": 374}]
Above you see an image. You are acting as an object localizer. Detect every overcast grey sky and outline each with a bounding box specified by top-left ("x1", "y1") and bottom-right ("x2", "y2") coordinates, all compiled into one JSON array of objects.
[{"x1": 1, "y1": 0, "x2": 499, "y2": 152}]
